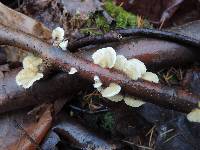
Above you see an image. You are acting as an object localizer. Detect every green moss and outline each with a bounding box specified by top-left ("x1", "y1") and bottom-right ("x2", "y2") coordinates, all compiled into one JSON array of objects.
[
  {"x1": 127, "y1": 15, "x2": 137, "y2": 27},
  {"x1": 104, "y1": 0, "x2": 138, "y2": 28},
  {"x1": 95, "y1": 15, "x2": 110, "y2": 32},
  {"x1": 116, "y1": 12, "x2": 128, "y2": 28},
  {"x1": 101, "y1": 112, "x2": 114, "y2": 131},
  {"x1": 81, "y1": 0, "x2": 152, "y2": 35}
]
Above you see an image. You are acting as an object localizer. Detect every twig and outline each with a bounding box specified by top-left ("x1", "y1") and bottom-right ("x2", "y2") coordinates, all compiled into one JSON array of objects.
[
  {"x1": 0, "y1": 24, "x2": 199, "y2": 113},
  {"x1": 68, "y1": 28, "x2": 200, "y2": 51}
]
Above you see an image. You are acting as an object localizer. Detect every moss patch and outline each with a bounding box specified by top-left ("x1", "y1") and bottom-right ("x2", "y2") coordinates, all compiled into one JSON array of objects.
[
  {"x1": 81, "y1": 0, "x2": 152, "y2": 35},
  {"x1": 104, "y1": 0, "x2": 137, "y2": 28}
]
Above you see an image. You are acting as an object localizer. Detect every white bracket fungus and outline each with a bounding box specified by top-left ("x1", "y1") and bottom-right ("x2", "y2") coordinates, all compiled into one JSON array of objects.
[
  {"x1": 16, "y1": 69, "x2": 43, "y2": 89},
  {"x1": 68, "y1": 67, "x2": 78, "y2": 74},
  {"x1": 93, "y1": 75, "x2": 102, "y2": 88},
  {"x1": 59, "y1": 40, "x2": 68, "y2": 51},
  {"x1": 141, "y1": 72, "x2": 159, "y2": 83},
  {"x1": 123, "y1": 60, "x2": 142, "y2": 80},
  {"x1": 187, "y1": 108, "x2": 200, "y2": 123},
  {"x1": 16, "y1": 55, "x2": 43, "y2": 89},
  {"x1": 124, "y1": 96, "x2": 146, "y2": 107},
  {"x1": 52, "y1": 27, "x2": 65, "y2": 42},
  {"x1": 107, "y1": 94, "x2": 124, "y2": 102},
  {"x1": 92, "y1": 47, "x2": 116, "y2": 68},
  {"x1": 91, "y1": 47, "x2": 159, "y2": 105},
  {"x1": 128, "y1": 58, "x2": 147, "y2": 75},
  {"x1": 114, "y1": 55, "x2": 127, "y2": 71},
  {"x1": 101, "y1": 83, "x2": 121, "y2": 98}
]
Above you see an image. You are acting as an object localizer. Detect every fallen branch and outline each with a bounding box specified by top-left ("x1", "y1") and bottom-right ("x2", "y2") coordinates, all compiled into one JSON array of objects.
[
  {"x1": 75, "y1": 38, "x2": 196, "y2": 70},
  {"x1": 0, "y1": 24, "x2": 199, "y2": 113},
  {"x1": 54, "y1": 115, "x2": 120, "y2": 149},
  {"x1": 0, "y1": 68, "x2": 87, "y2": 114},
  {"x1": 68, "y1": 28, "x2": 200, "y2": 51}
]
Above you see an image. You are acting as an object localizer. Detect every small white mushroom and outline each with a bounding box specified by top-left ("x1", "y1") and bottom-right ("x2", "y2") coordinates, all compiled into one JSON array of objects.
[
  {"x1": 16, "y1": 55, "x2": 43, "y2": 89},
  {"x1": 187, "y1": 108, "x2": 200, "y2": 123},
  {"x1": 93, "y1": 75, "x2": 102, "y2": 88},
  {"x1": 16, "y1": 68, "x2": 43, "y2": 89},
  {"x1": 123, "y1": 60, "x2": 141, "y2": 80},
  {"x1": 114, "y1": 55, "x2": 127, "y2": 71},
  {"x1": 141, "y1": 72, "x2": 159, "y2": 83},
  {"x1": 128, "y1": 58, "x2": 147, "y2": 75},
  {"x1": 68, "y1": 67, "x2": 77, "y2": 74},
  {"x1": 52, "y1": 27, "x2": 65, "y2": 42},
  {"x1": 124, "y1": 96, "x2": 146, "y2": 107},
  {"x1": 92, "y1": 47, "x2": 116, "y2": 68},
  {"x1": 101, "y1": 83, "x2": 121, "y2": 98},
  {"x1": 107, "y1": 94, "x2": 124, "y2": 102},
  {"x1": 22, "y1": 55, "x2": 42, "y2": 69},
  {"x1": 59, "y1": 40, "x2": 68, "y2": 51}
]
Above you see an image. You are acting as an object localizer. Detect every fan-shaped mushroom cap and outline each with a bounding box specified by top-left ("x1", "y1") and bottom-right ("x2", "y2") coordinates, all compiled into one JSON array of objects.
[
  {"x1": 187, "y1": 109, "x2": 200, "y2": 123},
  {"x1": 142, "y1": 72, "x2": 159, "y2": 83},
  {"x1": 114, "y1": 55, "x2": 127, "y2": 71},
  {"x1": 101, "y1": 83, "x2": 121, "y2": 98},
  {"x1": 52, "y1": 27, "x2": 65, "y2": 41},
  {"x1": 124, "y1": 96, "x2": 145, "y2": 107},
  {"x1": 92, "y1": 47, "x2": 116, "y2": 68}
]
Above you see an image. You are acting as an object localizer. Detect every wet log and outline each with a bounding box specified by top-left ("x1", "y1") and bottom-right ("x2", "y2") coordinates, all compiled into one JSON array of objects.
[
  {"x1": 0, "y1": 68, "x2": 87, "y2": 114},
  {"x1": 54, "y1": 115, "x2": 120, "y2": 150}
]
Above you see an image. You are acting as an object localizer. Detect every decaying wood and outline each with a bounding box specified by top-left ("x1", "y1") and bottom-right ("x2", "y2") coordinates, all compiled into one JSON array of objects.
[
  {"x1": 0, "y1": 68, "x2": 87, "y2": 114},
  {"x1": 76, "y1": 38, "x2": 196, "y2": 70},
  {"x1": 1, "y1": 2, "x2": 197, "y2": 71},
  {"x1": 0, "y1": 24, "x2": 199, "y2": 113},
  {"x1": 0, "y1": 48, "x2": 7, "y2": 65},
  {"x1": 54, "y1": 115, "x2": 119, "y2": 150}
]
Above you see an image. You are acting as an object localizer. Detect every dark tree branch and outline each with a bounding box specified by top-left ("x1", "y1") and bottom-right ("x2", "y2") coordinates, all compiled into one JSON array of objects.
[
  {"x1": 68, "y1": 28, "x2": 200, "y2": 52},
  {"x1": 0, "y1": 24, "x2": 199, "y2": 113},
  {"x1": 0, "y1": 68, "x2": 87, "y2": 114}
]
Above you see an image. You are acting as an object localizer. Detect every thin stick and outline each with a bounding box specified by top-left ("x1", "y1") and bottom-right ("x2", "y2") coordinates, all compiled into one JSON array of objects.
[{"x1": 68, "y1": 28, "x2": 200, "y2": 51}]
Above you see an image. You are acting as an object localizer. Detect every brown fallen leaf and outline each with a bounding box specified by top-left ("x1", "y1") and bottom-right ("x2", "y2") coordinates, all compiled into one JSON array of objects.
[
  {"x1": 0, "y1": 2, "x2": 51, "y2": 41},
  {"x1": 12, "y1": 104, "x2": 52, "y2": 150},
  {"x1": 0, "y1": 104, "x2": 52, "y2": 150}
]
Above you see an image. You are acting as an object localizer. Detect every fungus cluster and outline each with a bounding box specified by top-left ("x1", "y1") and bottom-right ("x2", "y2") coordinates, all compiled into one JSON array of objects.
[
  {"x1": 68, "y1": 67, "x2": 78, "y2": 74},
  {"x1": 92, "y1": 47, "x2": 116, "y2": 68},
  {"x1": 92, "y1": 47, "x2": 159, "y2": 107},
  {"x1": 187, "y1": 109, "x2": 200, "y2": 123},
  {"x1": 16, "y1": 55, "x2": 43, "y2": 89},
  {"x1": 52, "y1": 27, "x2": 68, "y2": 51}
]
